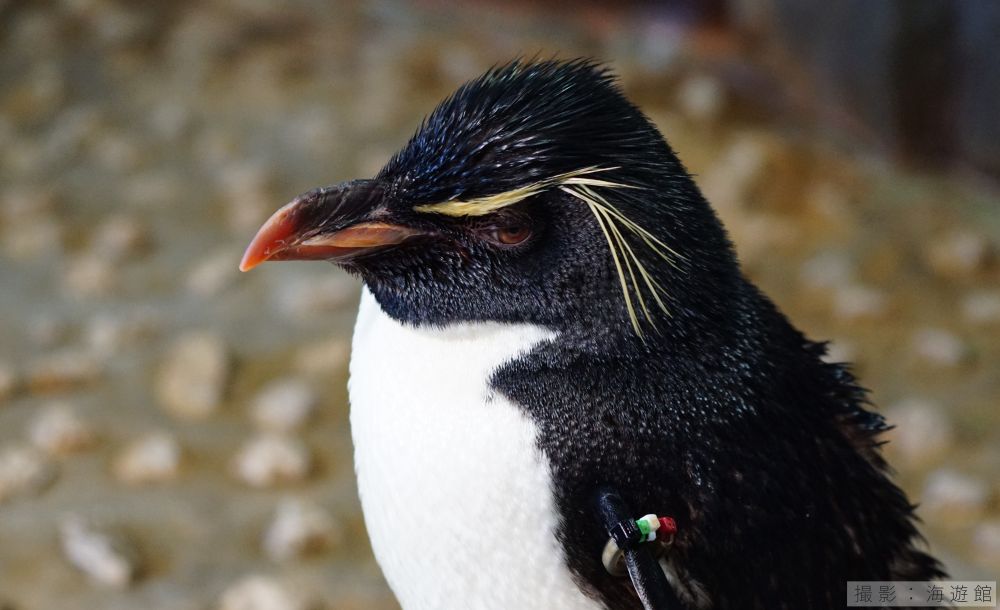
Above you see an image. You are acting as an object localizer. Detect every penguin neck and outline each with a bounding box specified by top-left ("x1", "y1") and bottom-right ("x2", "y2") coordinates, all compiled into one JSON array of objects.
[{"x1": 560, "y1": 269, "x2": 761, "y2": 359}]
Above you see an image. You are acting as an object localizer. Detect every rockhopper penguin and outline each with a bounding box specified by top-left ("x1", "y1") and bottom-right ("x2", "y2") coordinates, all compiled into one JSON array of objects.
[{"x1": 240, "y1": 59, "x2": 944, "y2": 609}]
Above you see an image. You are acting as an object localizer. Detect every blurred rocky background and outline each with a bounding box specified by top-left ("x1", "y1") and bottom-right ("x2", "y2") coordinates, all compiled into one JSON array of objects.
[{"x1": 0, "y1": 1, "x2": 998, "y2": 608}]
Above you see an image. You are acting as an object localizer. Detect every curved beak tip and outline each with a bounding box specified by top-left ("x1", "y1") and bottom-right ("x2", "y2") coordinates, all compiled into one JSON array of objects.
[
  {"x1": 238, "y1": 202, "x2": 300, "y2": 273},
  {"x1": 237, "y1": 252, "x2": 260, "y2": 273},
  {"x1": 238, "y1": 236, "x2": 277, "y2": 273}
]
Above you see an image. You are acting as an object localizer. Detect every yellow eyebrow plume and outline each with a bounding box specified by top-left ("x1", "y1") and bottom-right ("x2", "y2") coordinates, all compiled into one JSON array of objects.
[{"x1": 412, "y1": 166, "x2": 617, "y2": 217}]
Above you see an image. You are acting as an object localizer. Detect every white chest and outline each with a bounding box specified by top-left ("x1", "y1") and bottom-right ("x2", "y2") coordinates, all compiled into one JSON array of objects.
[{"x1": 348, "y1": 289, "x2": 602, "y2": 610}]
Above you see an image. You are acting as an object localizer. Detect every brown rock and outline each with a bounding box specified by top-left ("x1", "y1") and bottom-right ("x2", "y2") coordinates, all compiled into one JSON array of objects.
[
  {"x1": 91, "y1": 215, "x2": 151, "y2": 261},
  {"x1": 25, "y1": 349, "x2": 103, "y2": 393},
  {"x1": 833, "y1": 285, "x2": 888, "y2": 321},
  {"x1": 156, "y1": 332, "x2": 230, "y2": 420},
  {"x1": 800, "y1": 251, "x2": 853, "y2": 290},
  {"x1": 0, "y1": 363, "x2": 18, "y2": 404}
]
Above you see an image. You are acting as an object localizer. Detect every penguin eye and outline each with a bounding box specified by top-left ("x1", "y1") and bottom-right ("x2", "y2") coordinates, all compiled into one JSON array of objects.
[
  {"x1": 472, "y1": 211, "x2": 534, "y2": 247},
  {"x1": 491, "y1": 224, "x2": 532, "y2": 245}
]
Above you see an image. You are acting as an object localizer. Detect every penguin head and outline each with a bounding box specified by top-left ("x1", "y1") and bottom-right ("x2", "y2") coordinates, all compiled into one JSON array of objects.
[{"x1": 241, "y1": 59, "x2": 735, "y2": 340}]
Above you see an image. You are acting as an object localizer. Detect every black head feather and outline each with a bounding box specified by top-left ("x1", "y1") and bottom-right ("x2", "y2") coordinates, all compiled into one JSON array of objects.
[{"x1": 379, "y1": 59, "x2": 669, "y2": 204}]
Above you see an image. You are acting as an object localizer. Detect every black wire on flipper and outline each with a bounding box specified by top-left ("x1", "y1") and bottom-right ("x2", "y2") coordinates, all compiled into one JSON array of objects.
[{"x1": 596, "y1": 488, "x2": 686, "y2": 610}]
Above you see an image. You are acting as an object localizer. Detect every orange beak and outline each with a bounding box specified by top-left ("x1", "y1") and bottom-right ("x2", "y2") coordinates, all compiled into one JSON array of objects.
[{"x1": 239, "y1": 184, "x2": 420, "y2": 272}]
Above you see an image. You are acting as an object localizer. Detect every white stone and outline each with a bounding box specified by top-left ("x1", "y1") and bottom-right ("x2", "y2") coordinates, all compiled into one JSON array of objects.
[
  {"x1": 218, "y1": 574, "x2": 307, "y2": 610},
  {"x1": 883, "y1": 399, "x2": 953, "y2": 468},
  {"x1": 29, "y1": 402, "x2": 95, "y2": 456},
  {"x1": 263, "y1": 497, "x2": 340, "y2": 561},
  {"x1": 800, "y1": 251, "x2": 853, "y2": 290},
  {"x1": 233, "y1": 435, "x2": 311, "y2": 488},
  {"x1": 912, "y1": 328, "x2": 969, "y2": 367},
  {"x1": 59, "y1": 515, "x2": 137, "y2": 588},
  {"x1": 926, "y1": 230, "x2": 994, "y2": 278},
  {"x1": 113, "y1": 432, "x2": 181, "y2": 484},
  {"x1": 920, "y1": 469, "x2": 988, "y2": 526},
  {"x1": 156, "y1": 332, "x2": 230, "y2": 420},
  {"x1": 0, "y1": 445, "x2": 56, "y2": 502},
  {"x1": 962, "y1": 291, "x2": 1000, "y2": 324},
  {"x1": 251, "y1": 380, "x2": 317, "y2": 433},
  {"x1": 833, "y1": 285, "x2": 888, "y2": 321},
  {"x1": 676, "y1": 74, "x2": 724, "y2": 124}
]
